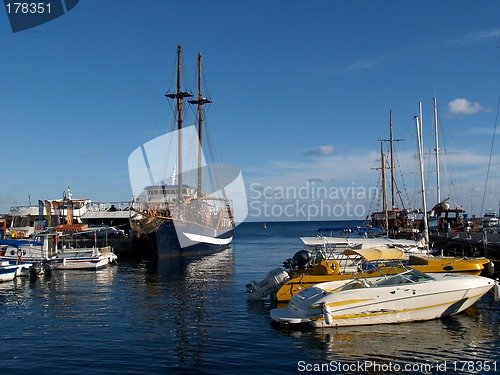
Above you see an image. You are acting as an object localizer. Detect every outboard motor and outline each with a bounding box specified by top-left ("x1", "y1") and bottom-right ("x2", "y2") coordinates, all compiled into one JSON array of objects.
[
  {"x1": 283, "y1": 250, "x2": 312, "y2": 270},
  {"x1": 246, "y1": 268, "x2": 290, "y2": 300}
]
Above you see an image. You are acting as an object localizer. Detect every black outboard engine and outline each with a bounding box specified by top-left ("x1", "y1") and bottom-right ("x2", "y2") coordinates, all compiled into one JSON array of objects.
[{"x1": 283, "y1": 250, "x2": 311, "y2": 270}]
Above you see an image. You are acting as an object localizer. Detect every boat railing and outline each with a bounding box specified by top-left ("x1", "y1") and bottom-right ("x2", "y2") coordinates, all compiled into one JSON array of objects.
[
  {"x1": 132, "y1": 200, "x2": 234, "y2": 231},
  {"x1": 85, "y1": 201, "x2": 132, "y2": 213}
]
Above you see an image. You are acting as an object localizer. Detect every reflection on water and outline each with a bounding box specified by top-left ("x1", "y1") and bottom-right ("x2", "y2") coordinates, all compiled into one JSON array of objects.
[
  {"x1": 0, "y1": 249, "x2": 237, "y2": 374},
  {"x1": 272, "y1": 293, "x2": 499, "y2": 371},
  {"x1": 127, "y1": 249, "x2": 236, "y2": 373}
]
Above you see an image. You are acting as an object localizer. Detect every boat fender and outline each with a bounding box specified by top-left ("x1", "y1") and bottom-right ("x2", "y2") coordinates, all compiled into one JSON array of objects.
[
  {"x1": 488, "y1": 262, "x2": 494, "y2": 276},
  {"x1": 494, "y1": 279, "x2": 500, "y2": 303},
  {"x1": 322, "y1": 302, "x2": 333, "y2": 326}
]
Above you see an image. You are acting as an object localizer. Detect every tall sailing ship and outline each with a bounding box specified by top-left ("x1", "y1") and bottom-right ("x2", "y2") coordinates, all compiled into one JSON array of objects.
[{"x1": 129, "y1": 46, "x2": 235, "y2": 257}]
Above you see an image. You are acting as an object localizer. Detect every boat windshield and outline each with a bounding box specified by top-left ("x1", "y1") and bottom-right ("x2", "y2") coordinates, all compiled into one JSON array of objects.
[{"x1": 374, "y1": 268, "x2": 434, "y2": 286}]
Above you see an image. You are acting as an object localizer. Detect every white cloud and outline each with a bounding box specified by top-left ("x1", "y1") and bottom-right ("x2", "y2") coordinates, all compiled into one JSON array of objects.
[
  {"x1": 303, "y1": 145, "x2": 336, "y2": 156},
  {"x1": 243, "y1": 146, "x2": 500, "y2": 220},
  {"x1": 447, "y1": 98, "x2": 484, "y2": 115}
]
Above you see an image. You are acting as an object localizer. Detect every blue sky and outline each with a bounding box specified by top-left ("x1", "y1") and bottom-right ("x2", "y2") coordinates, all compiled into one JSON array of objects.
[{"x1": 1, "y1": 0, "x2": 500, "y2": 221}]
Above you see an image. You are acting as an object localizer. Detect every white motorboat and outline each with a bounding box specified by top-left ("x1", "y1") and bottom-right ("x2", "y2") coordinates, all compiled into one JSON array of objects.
[
  {"x1": 1, "y1": 232, "x2": 117, "y2": 271},
  {"x1": 0, "y1": 260, "x2": 33, "y2": 282},
  {"x1": 270, "y1": 269, "x2": 497, "y2": 327},
  {"x1": 482, "y1": 211, "x2": 499, "y2": 228},
  {"x1": 45, "y1": 246, "x2": 118, "y2": 271}
]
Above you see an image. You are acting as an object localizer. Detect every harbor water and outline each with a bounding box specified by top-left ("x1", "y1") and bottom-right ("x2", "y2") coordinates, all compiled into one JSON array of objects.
[{"x1": 1, "y1": 221, "x2": 499, "y2": 374}]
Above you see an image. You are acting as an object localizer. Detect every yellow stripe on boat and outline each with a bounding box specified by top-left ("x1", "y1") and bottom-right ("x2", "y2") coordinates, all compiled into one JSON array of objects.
[{"x1": 311, "y1": 299, "x2": 372, "y2": 309}]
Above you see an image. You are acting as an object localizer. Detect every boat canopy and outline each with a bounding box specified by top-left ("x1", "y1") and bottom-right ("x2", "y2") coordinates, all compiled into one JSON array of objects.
[
  {"x1": 317, "y1": 226, "x2": 385, "y2": 232},
  {"x1": 300, "y1": 237, "x2": 352, "y2": 246},
  {"x1": 343, "y1": 248, "x2": 405, "y2": 261},
  {"x1": 0, "y1": 239, "x2": 43, "y2": 248}
]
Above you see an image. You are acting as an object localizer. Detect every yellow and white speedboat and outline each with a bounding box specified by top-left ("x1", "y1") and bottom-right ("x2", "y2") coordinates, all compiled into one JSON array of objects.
[
  {"x1": 247, "y1": 248, "x2": 493, "y2": 302},
  {"x1": 270, "y1": 269, "x2": 498, "y2": 327}
]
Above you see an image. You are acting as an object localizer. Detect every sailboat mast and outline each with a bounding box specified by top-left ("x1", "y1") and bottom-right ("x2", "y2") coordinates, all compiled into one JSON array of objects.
[
  {"x1": 165, "y1": 45, "x2": 193, "y2": 203},
  {"x1": 380, "y1": 142, "x2": 389, "y2": 233},
  {"x1": 433, "y1": 97, "x2": 441, "y2": 204},
  {"x1": 415, "y1": 102, "x2": 429, "y2": 246},
  {"x1": 188, "y1": 53, "x2": 212, "y2": 197}
]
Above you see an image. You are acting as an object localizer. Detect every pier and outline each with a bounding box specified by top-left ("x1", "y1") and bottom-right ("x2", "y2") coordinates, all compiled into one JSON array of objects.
[{"x1": 430, "y1": 231, "x2": 500, "y2": 276}]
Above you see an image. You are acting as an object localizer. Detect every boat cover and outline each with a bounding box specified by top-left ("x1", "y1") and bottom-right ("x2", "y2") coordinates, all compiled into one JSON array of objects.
[{"x1": 343, "y1": 248, "x2": 405, "y2": 261}]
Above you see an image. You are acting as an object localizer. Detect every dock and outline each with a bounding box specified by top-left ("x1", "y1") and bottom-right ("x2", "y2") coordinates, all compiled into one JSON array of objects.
[{"x1": 430, "y1": 231, "x2": 500, "y2": 276}]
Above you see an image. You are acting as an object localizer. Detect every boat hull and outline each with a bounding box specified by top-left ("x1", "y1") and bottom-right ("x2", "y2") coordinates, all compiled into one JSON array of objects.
[
  {"x1": 0, "y1": 261, "x2": 33, "y2": 281},
  {"x1": 44, "y1": 247, "x2": 117, "y2": 270},
  {"x1": 0, "y1": 267, "x2": 18, "y2": 282},
  {"x1": 46, "y1": 257, "x2": 113, "y2": 270},
  {"x1": 132, "y1": 216, "x2": 233, "y2": 257}
]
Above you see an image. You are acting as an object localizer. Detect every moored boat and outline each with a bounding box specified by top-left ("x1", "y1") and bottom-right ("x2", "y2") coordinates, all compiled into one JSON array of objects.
[
  {"x1": 1, "y1": 232, "x2": 117, "y2": 272},
  {"x1": 482, "y1": 210, "x2": 499, "y2": 228},
  {"x1": 247, "y1": 247, "x2": 493, "y2": 302},
  {"x1": 129, "y1": 45, "x2": 235, "y2": 257},
  {"x1": 44, "y1": 246, "x2": 117, "y2": 271},
  {"x1": 8, "y1": 188, "x2": 91, "y2": 239},
  {"x1": 0, "y1": 260, "x2": 33, "y2": 282},
  {"x1": 270, "y1": 269, "x2": 497, "y2": 327}
]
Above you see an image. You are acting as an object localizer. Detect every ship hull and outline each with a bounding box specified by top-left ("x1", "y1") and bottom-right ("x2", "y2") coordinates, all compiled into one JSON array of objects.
[{"x1": 132, "y1": 216, "x2": 233, "y2": 258}]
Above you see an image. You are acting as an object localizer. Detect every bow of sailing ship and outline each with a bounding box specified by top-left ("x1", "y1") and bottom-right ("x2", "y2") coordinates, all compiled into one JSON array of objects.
[{"x1": 129, "y1": 46, "x2": 235, "y2": 257}]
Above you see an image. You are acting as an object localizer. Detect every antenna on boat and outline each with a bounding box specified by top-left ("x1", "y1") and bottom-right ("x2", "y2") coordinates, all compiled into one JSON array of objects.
[{"x1": 165, "y1": 45, "x2": 193, "y2": 203}]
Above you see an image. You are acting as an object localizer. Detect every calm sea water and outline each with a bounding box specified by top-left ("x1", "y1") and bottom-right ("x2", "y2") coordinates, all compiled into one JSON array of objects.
[{"x1": 1, "y1": 221, "x2": 499, "y2": 375}]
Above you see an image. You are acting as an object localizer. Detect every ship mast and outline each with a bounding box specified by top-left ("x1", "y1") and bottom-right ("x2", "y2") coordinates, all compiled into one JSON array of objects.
[
  {"x1": 389, "y1": 111, "x2": 396, "y2": 210},
  {"x1": 380, "y1": 142, "x2": 389, "y2": 233},
  {"x1": 165, "y1": 45, "x2": 193, "y2": 203},
  {"x1": 415, "y1": 102, "x2": 429, "y2": 246},
  {"x1": 433, "y1": 97, "x2": 441, "y2": 204},
  {"x1": 380, "y1": 111, "x2": 402, "y2": 211},
  {"x1": 188, "y1": 53, "x2": 212, "y2": 197}
]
